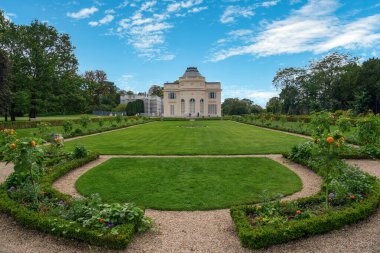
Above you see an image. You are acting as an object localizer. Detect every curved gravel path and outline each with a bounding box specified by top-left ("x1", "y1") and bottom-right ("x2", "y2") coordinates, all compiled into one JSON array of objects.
[{"x1": 0, "y1": 159, "x2": 379, "y2": 252}]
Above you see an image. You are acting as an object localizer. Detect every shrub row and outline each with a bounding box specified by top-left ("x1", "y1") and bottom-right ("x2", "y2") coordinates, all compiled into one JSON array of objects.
[
  {"x1": 232, "y1": 118, "x2": 364, "y2": 148},
  {"x1": 0, "y1": 154, "x2": 139, "y2": 249},
  {"x1": 0, "y1": 116, "x2": 144, "y2": 129},
  {"x1": 231, "y1": 182, "x2": 380, "y2": 249},
  {"x1": 230, "y1": 149, "x2": 380, "y2": 249},
  {"x1": 62, "y1": 120, "x2": 151, "y2": 139}
]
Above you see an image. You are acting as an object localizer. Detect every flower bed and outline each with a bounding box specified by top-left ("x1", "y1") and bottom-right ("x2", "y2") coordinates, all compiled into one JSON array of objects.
[
  {"x1": 0, "y1": 130, "x2": 151, "y2": 249},
  {"x1": 230, "y1": 140, "x2": 380, "y2": 249}
]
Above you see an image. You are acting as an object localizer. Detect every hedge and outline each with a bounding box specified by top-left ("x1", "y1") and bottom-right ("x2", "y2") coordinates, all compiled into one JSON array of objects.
[
  {"x1": 230, "y1": 157, "x2": 380, "y2": 249},
  {"x1": 231, "y1": 182, "x2": 380, "y2": 249},
  {"x1": 0, "y1": 116, "x2": 144, "y2": 130},
  {"x1": 231, "y1": 119, "x2": 363, "y2": 147},
  {"x1": 62, "y1": 120, "x2": 151, "y2": 139},
  {"x1": 0, "y1": 154, "x2": 139, "y2": 249}
]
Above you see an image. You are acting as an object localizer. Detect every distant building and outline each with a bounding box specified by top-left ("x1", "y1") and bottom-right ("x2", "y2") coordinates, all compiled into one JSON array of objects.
[
  {"x1": 163, "y1": 67, "x2": 222, "y2": 117},
  {"x1": 120, "y1": 94, "x2": 163, "y2": 117}
]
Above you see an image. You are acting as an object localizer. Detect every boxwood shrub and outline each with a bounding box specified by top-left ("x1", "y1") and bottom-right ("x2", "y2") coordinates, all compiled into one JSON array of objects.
[
  {"x1": 231, "y1": 182, "x2": 380, "y2": 249},
  {"x1": 230, "y1": 148, "x2": 380, "y2": 250},
  {"x1": 0, "y1": 154, "x2": 139, "y2": 249}
]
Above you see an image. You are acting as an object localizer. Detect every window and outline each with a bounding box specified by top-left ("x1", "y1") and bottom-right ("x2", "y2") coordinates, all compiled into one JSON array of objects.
[
  {"x1": 181, "y1": 99, "x2": 185, "y2": 114},
  {"x1": 169, "y1": 92, "x2": 176, "y2": 99},
  {"x1": 209, "y1": 92, "x2": 216, "y2": 99},
  {"x1": 200, "y1": 99, "x2": 204, "y2": 114},
  {"x1": 170, "y1": 105, "x2": 175, "y2": 116},
  {"x1": 208, "y1": 104, "x2": 217, "y2": 115},
  {"x1": 189, "y1": 98, "x2": 195, "y2": 114}
]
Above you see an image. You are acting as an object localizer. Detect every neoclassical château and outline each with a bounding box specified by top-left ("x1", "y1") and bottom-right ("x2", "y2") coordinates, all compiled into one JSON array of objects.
[{"x1": 163, "y1": 67, "x2": 222, "y2": 117}]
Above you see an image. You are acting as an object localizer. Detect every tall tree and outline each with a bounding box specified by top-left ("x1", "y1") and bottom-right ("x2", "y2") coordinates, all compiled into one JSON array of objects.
[{"x1": 0, "y1": 49, "x2": 11, "y2": 121}]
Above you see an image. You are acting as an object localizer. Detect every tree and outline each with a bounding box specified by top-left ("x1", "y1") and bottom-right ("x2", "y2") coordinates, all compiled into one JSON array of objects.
[
  {"x1": 355, "y1": 58, "x2": 380, "y2": 114},
  {"x1": 222, "y1": 98, "x2": 262, "y2": 115},
  {"x1": 266, "y1": 97, "x2": 282, "y2": 114},
  {"x1": 126, "y1": 99, "x2": 144, "y2": 116},
  {"x1": 0, "y1": 49, "x2": 11, "y2": 121},
  {"x1": 148, "y1": 85, "x2": 163, "y2": 98}
]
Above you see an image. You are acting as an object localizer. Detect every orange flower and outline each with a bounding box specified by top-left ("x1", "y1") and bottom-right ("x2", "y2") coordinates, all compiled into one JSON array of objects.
[
  {"x1": 10, "y1": 143, "x2": 16, "y2": 150},
  {"x1": 359, "y1": 199, "x2": 363, "y2": 203},
  {"x1": 10, "y1": 129, "x2": 14, "y2": 135},
  {"x1": 99, "y1": 218, "x2": 105, "y2": 223},
  {"x1": 31, "y1": 140, "x2": 36, "y2": 147},
  {"x1": 327, "y1": 136, "x2": 334, "y2": 144},
  {"x1": 296, "y1": 210, "x2": 302, "y2": 215},
  {"x1": 350, "y1": 195, "x2": 356, "y2": 200}
]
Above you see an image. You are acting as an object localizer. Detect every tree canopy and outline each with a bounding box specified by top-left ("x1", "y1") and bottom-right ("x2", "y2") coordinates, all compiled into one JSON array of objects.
[
  {"x1": 269, "y1": 52, "x2": 380, "y2": 115},
  {"x1": 222, "y1": 98, "x2": 263, "y2": 115},
  {"x1": 0, "y1": 11, "x2": 124, "y2": 121}
]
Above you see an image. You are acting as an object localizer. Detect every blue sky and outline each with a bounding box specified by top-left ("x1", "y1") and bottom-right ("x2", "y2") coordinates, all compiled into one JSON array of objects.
[{"x1": 1, "y1": 0, "x2": 380, "y2": 106}]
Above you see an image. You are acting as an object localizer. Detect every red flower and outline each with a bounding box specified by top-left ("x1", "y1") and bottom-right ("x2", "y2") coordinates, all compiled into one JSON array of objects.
[
  {"x1": 350, "y1": 195, "x2": 355, "y2": 200},
  {"x1": 327, "y1": 137, "x2": 334, "y2": 144}
]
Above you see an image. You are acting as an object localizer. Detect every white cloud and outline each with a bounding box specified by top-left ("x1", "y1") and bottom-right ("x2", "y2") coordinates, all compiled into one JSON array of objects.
[
  {"x1": 117, "y1": 0, "x2": 129, "y2": 9},
  {"x1": 105, "y1": 9, "x2": 115, "y2": 14},
  {"x1": 223, "y1": 85, "x2": 278, "y2": 106},
  {"x1": 112, "y1": 0, "x2": 204, "y2": 60},
  {"x1": 220, "y1": 5, "x2": 254, "y2": 24},
  {"x1": 141, "y1": 1, "x2": 157, "y2": 12},
  {"x1": 67, "y1": 6, "x2": 98, "y2": 19},
  {"x1": 118, "y1": 74, "x2": 134, "y2": 90},
  {"x1": 261, "y1": 0, "x2": 281, "y2": 8},
  {"x1": 210, "y1": 0, "x2": 380, "y2": 61},
  {"x1": 89, "y1": 14, "x2": 114, "y2": 27},
  {"x1": 188, "y1": 6, "x2": 208, "y2": 13},
  {"x1": 167, "y1": 0, "x2": 203, "y2": 13},
  {"x1": 3, "y1": 12, "x2": 17, "y2": 21}
]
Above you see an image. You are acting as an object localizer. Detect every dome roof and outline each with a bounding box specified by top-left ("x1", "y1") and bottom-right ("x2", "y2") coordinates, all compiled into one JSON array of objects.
[{"x1": 181, "y1": 67, "x2": 204, "y2": 78}]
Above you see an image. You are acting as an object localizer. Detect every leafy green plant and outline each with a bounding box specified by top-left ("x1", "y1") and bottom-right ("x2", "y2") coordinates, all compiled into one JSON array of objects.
[
  {"x1": 72, "y1": 144, "x2": 88, "y2": 159},
  {"x1": 62, "y1": 120, "x2": 74, "y2": 134},
  {"x1": 79, "y1": 115, "x2": 91, "y2": 129},
  {"x1": 356, "y1": 114, "x2": 380, "y2": 146},
  {"x1": 336, "y1": 116, "x2": 352, "y2": 133},
  {"x1": 116, "y1": 114, "x2": 123, "y2": 124}
]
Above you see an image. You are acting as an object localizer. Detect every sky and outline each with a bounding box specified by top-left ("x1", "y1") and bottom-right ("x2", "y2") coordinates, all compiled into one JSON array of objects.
[{"x1": 1, "y1": 0, "x2": 380, "y2": 106}]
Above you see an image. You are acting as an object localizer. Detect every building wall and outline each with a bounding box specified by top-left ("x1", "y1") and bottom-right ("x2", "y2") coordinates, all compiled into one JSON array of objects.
[
  {"x1": 163, "y1": 72, "x2": 222, "y2": 117},
  {"x1": 120, "y1": 94, "x2": 163, "y2": 116}
]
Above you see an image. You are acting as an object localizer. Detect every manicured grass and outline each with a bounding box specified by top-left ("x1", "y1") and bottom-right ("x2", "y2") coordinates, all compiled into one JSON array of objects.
[
  {"x1": 76, "y1": 157, "x2": 302, "y2": 210},
  {"x1": 64, "y1": 120, "x2": 307, "y2": 155}
]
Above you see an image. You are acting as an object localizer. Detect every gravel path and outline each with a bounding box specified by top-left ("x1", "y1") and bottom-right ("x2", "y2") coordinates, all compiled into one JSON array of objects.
[{"x1": 0, "y1": 159, "x2": 379, "y2": 252}]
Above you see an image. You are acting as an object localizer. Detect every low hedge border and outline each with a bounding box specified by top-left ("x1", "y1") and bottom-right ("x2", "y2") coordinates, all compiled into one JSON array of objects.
[
  {"x1": 0, "y1": 116, "x2": 146, "y2": 130},
  {"x1": 0, "y1": 154, "x2": 139, "y2": 249},
  {"x1": 62, "y1": 120, "x2": 151, "y2": 139},
  {"x1": 230, "y1": 159, "x2": 380, "y2": 250},
  {"x1": 232, "y1": 119, "x2": 362, "y2": 148}
]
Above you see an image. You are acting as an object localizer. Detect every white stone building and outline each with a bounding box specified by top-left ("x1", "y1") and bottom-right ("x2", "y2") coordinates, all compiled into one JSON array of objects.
[
  {"x1": 163, "y1": 67, "x2": 222, "y2": 117},
  {"x1": 120, "y1": 94, "x2": 163, "y2": 117}
]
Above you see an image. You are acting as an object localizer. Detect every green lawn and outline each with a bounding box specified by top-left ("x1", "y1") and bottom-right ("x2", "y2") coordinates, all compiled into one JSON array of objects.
[
  {"x1": 64, "y1": 120, "x2": 307, "y2": 154},
  {"x1": 76, "y1": 157, "x2": 302, "y2": 210}
]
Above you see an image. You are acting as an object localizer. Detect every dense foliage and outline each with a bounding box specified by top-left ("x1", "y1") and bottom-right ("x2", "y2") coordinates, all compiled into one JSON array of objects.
[
  {"x1": 0, "y1": 129, "x2": 151, "y2": 247},
  {"x1": 125, "y1": 99, "x2": 145, "y2": 116},
  {"x1": 0, "y1": 11, "x2": 125, "y2": 121},
  {"x1": 222, "y1": 98, "x2": 263, "y2": 115},
  {"x1": 268, "y1": 53, "x2": 380, "y2": 115},
  {"x1": 231, "y1": 135, "x2": 379, "y2": 249}
]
